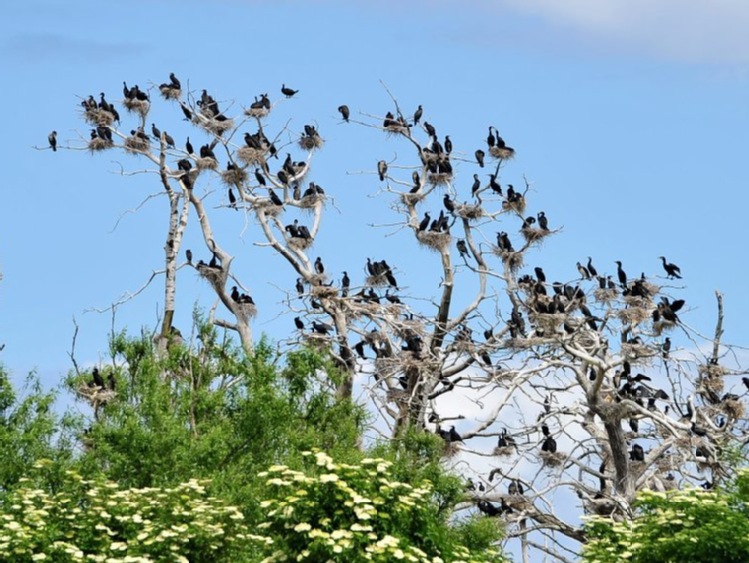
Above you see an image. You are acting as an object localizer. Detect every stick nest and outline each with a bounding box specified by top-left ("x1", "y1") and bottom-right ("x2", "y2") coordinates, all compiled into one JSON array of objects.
[
  {"x1": 196, "y1": 264, "x2": 226, "y2": 287},
  {"x1": 623, "y1": 296, "x2": 652, "y2": 309},
  {"x1": 416, "y1": 230, "x2": 451, "y2": 251},
  {"x1": 621, "y1": 343, "x2": 657, "y2": 360},
  {"x1": 123, "y1": 99, "x2": 150, "y2": 118},
  {"x1": 455, "y1": 203, "x2": 484, "y2": 220},
  {"x1": 617, "y1": 306, "x2": 652, "y2": 326},
  {"x1": 502, "y1": 197, "x2": 526, "y2": 214},
  {"x1": 196, "y1": 157, "x2": 218, "y2": 171},
  {"x1": 495, "y1": 249, "x2": 524, "y2": 272},
  {"x1": 253, "y1": 200, "x2": 283, "y2": 217},
  {"x1": 245, "y1": 107, "x2": 270, "y2": 118},
  {"x1": 236, "y1": 147, "x2": 267, "y2": 166},
  {"x1": 652, "y1": 319, "x2": 677, "y2": 336},
  {"x1": 698, "y1": 363, "x2": 728, "y2": 379},
  {"x1": 84, "y1": 108, "x2": 115, "y2": 127},
  {"x1": 385, "y1": 123, "x2": 409, "y2": 136},
  {"x1": 521, "y1": 226, "x2": 550, "y2": 244},
  {"x1": 299, "y1": 135, "x2": 324, "y2": 151},
  {"x1": 400, "y1": 192, "x2": 425, "y2": 206},
  {"x1": 722, "y1": 398, "x2": 744, "y2": 419},
  {"x1": 88, "y1": 137, "x2": 114, "y2": 152},
  {"x1": 124, "y1": 136, "x2": 149, "y2": 153},
  {"x1": 298, "y1": 193, "x2": 324, "y2": 209},
  {"x1": 235, "y1": 302, "x2": 257, "y2": 319},
  {"x1": 427, "y1": 172, "x2": 452, "y2": 186},
  {"x1": 594, "y1": 288, "x2": 618, "y2": 304},
  {"x1": 540, "y1": 451, "x2": 564, "y2": 467},
  {"x1": 159, "y1": 86, "x2": 182, "y2": 100},
  {"x1": 76, "y1": 384, "x2": 115, "y2": 407},
  {"x1": 493, "y1": 446, "x2": 515, "y2": 457},
  {"x1": 221, "y1": 168, "x2": 248, "y2": 186},
  {"x1": 310, "y1": 285, "x2": 338, "y2": 299},
  {"x1": 288, "y1": 237, "x2": 313, "y2": 251},
  {"x1": 489, "y1": 146, "x2": 515, "y2": 160},
  {"x1": 200, "y1": 117, "x2": 234, "y2": 136},
  {"x1": 533, "y1": 313, "x2": 566, "y2": 333},
  {"x1": 701, "y1": 374, "x2": 725, "y2": 396},
  {"x1": 303, "y1": 332, "x2": 332, "y2": 350}
]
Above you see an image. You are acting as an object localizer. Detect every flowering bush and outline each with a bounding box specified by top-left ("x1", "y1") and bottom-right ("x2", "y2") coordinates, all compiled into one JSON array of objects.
[
  {"x1": 0, "y1": 462, "x2": 259, "y2": 562},
  {"x1": 251, "y1": 451, "x2": 506, "y2": 563}
]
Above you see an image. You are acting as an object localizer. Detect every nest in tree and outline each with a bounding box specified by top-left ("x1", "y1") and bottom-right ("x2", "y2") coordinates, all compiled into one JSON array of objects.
[
  {"x1": 159, "y1": 86, "x2": 181, "y2": 100},
  {"x1": 495, "y1": 249, "x2": 524, "y2": 272},
  {"x1": 489, "y1": 146, "x2": 515, "y2": 160},
  {"x1": 196, "y1": 263, "x2": 226, "y2": 287},
  {"x1": 123, "y1": 98, "x2": 150, "y2": 118},
  {"x1": 722, "y1": 398, "x2": 744, "y2": 419},
  {"x1": 594, "y1": 288, "x2": 618, "y2": 304},
  {"x1": 521, "y1": 226, "x2": 550, "y2": 244},
  {"x1": 385, "y1": 388, "x2": 409, "y2": 404},
  {"x1": 533, "y1": 313, "x2": 566, "y2": 333},
  {"x1": 701, "y1": 373, "x2": 725, "y2": 397},
  {"x1": 308, "y1": 273, "x2": 327, "y2": 287},
  {"x1": 621, "y1": 342, "x2": 655, "y2": 360},
  {"x1": 623, "y1": 296, "x2": 652, "y2": 309},
  {"x1": 400, "y1": 192, "x2": 425, "y2": 206},
  {"x1": 200, "y1": 117, "x2": 234, "y2": 136},
  {"x1": 427, "y1": 172, "x2": 452, "y2": 186},
  {"x1": 502, "y1": 197, "x2": 526, "y2": 214},
  {"x1": 617, "y1": 306, "x2": 652, "y2": 326},
  {"x1": 455, "y1": 203, "x2": 484, "y2": 220},
  {"x1": 698, "y1": 363, "x2": 728, "y2": 379},
  {"x1": 366, "y1": 273, "x2": 391, "y2": 288},
  {"x1": 245, "y1": 107, "x2": 270, "y2": 118},
  {"x1": 236, "y1": 147, "x2": 267, "y2": 166},
  {"x1": 124, "y1": 136, "x2": 149, "y2": 153},
  {"x1": 385, "y1": 123, "x2": 409, "y2": 136},
  {"x1": 221, "y1": 168, "x2": 248, "y2": 186},
  {"x1": 299, "y1": 135, "x2": 324, "y2": 151},
  {"x1": 76, "y1": 383, "x2": 115, "y2": 407},
  {"x1": 310, "y1": 284, "x2": 338, "y2": 299},
  {"x1": 493, "y1": 446, "x2": 514, "y2": 457},
  {"x1": 196, "y1": 157, "x2": 218, "y2": 171},
  {"x1": 586, "y1": 497, "x2": 618, "y2": 517},
  {"x1": 652, "y1": 319, "x2": 677, "y2": 336},
  {"x1": 298, "y1": 193, "x2": 324, "y2": 209},
  {"x1": 83, "y1": 108, "x2": 115, "y2": 127},
  {"x1": 88, "y1": 137, "x2": 113, "y2": 152},
  {"x1": 288, "y1": 237, "x2": 313, "y2": 251},
  {"x1": 416, "y1": 230, "x2": 451, "y2": 251},
  {"x1": 540, "y1": 450, "x2": 564, "y2": 468},
  {"x1": 441, "y1": 441, "x2": 461, "y2": 458},
  {"x1": 235, "y1": 302, "x2": 257, "y2": 319},
  {"x1": 252, "y1": 200, "x2": 283, "y2": 217},
  {"x1": 303, "y1": 332, "x2": 332, "y2": 350}
]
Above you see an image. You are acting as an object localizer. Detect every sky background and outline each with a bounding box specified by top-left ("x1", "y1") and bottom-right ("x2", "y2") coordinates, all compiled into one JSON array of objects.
[
  {"x1": 3, "y1": 1, "x2": 749, "y2": 560},
  {"x1": 2, "y1": 0, "x2": 749, "y2": 408}
]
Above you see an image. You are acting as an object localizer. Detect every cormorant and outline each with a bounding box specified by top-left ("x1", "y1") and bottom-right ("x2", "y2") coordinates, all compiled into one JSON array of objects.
[
  {"x1": 169, "y1": 72, "x2": 181, "y2": 89},
  {"x1": 185, "y1": 137, "x2": 194, "y2": 155},
  {"x1": 91, "y1": 367, "x2": 105, "y2": 388},
  {"x1": 255, "y1": 169, "x2": 266, "y2": 186},
  {"x1": 377, "y1": 160, "x2": 387, "y2": 181},
  {"x1": 444, "y1": 135, "x2": 452, "y2": 154},
  {"x1": 311, "y1": 321, "x2": 332, "y2": 335},
  {"x1": 475, "y1": 149, "x2": 485, "y2": 168},
  {"x1": 630, "y1": 443, "x2": 645, "y2": 462},
  {"x1": 659, "y1": 256, "x2": 682, "y2": 279},
  {"x1": 161, "y1": 131, "x2": 175, "y2": 148},
  {"x1": 576, "y1": 262, "x2": 590, "y2": 280},
  {"x1": 48, "y1": 131, "x2": 57, "y2": 152},
  {"x1": 587, "y1": 257, "x2": 598, "y2": 277},
  {"x1": 151, "y1": 123, "x2": 161, "y2": 140},
  {"x1": 338, "y1": 105, "x2": 350, "y2": 122},
  {"x1": 228, "y1": 188, "x2": 237, "y2": 208},
  {"x1": 662, "y1": 337, "x2": 671, "y2": 358},
  {"x1": 471, "y1": 174, "x2": 481, "y2": 196},
  {"x1": 294, "y1": 317, "x2": 304, "y2": 330},
  {"x1": 457, "y1": 239, "x2": 469, "y2": 257},
  {"x1": 508, "y1": 480, "x2": 524, "y2": 495},
  {"x1": 487, "y1": 127, "x2": 496, "y2": 148},
  {"x1": 534, "y1": 267, "x2": 546, "y2": 283},
  {"x1": 423, "y1": 121, "x2": 436, "y2": 138},
  {"x1": 489, "y1": 174, "x2": 502, "y2": 195},
  {"x1": 342, "y1": 271, "x2": 350, "y2": 290},
  {"x1": 185, "y1": 249, "x2": 192, "y2": 263},
  {"x1": 314, "y1": 257, "x2": 325, "y2": 274},
  {"x1": 615, "y1": 261, "x2": 627, "y2": 288},
  {"x1": 413, "y1": 105, "x2": 423, "y2": 125},
  {"x1": 541, "y1": 435, "x2": 557, "y2": 453},
  {"x1": 281, "y1": 84, "x2": 298, "y2": 98},
  {"x1": 443, "y1": 194, "x2": 456, "y2": 213},
  {"x1": 537, "y1": 211, "x2": 549, "y2": 231},
  {"x1": 418, "y1": 212, "x2": 431, "y2": 232}
]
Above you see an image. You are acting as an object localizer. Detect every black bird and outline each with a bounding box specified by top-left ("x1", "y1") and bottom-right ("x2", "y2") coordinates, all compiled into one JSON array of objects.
[
  {"x1": 338, "y1": 105, "x2": 350, "y2": 122},
  {"x1": 471, "y1": 174, "x2": 481, "y2": 196},
  {"x1": 534, "y1": 267, "x2": 546, "y2": 283},
  {"x1": 615, "y1": 261, "x2": 627, "y2": 288},
  {"x1": 475, "y1": 149, "x2": 485, "y2": 168},
  {"x1": 185, "y1": 249, "x2": 193, "y2": 263},
  {"x1": 457, "y1": 239, "x2": 469, "y2": 258},
  {"x1": 228, "y1": 188, "x2": 237, "y2": 208},
  {"x1": 281, "y1": 84, "x2": 298, "y2": 98},
  {"x1": 630, "y1": 443, "x2": 645, "y2": 462},
  {"x1": 488, "y1": 174, "x2": 502, "y2": 195},
  {"x1": 276, "y1": 170, "x2": 289, "y2": 185},
  {"x1": 91, "y1": 367, "x2": 105, "y2": 388},
  {"x1": 254, "y1": 168, "x2": 267, "y2": 186},
  {"x1": 508, "y1": 480, "x2": 524, "y2": 495},
  {"x1": 586, "y1": 257, "x2": 598, "y2": 277},
  {"x1": 444, "y1": 135, "x2": 452, "y2": 154},
  {"x1": 342, "y1": 271, "x2": 350, "y2": 291},
  {"x1": 662, "y1": 337, "x2": 671, "y2": 358},
  {"x1": 268, "y1": 189, "x2": 283, "y2": 206},
  {"x1": 541, "y1": 435, "x2": 557, "y2": 453},
  {"x1": 185, "y1": 137, "x2": 194, "y2": 155},
  {"x1": 311, "y1": 321, "x2": 332, "y2": 335},
  {"x1": 443, "y1": 194, "x2": 456, "y2": 213},
  {"x1": 659, "y1": 256, "x2": 682, "y2": 279},
  {"x1": 48, "y1": 131, "x2": 57, "y2": 151},
  {"x1": 151, "y1": 123, "x2": 161, "y2": 140},
  {"x1": 576, "y1": 262, "x2": 591, "y2": 280},
  {"x1": 314, "y1": 257, "x2": 325, "y2": 274},
  {"x1": 418, "y1": 212, "x2": 431, "y2": 232},
  {"x1": 296, "y1": 278, "x2": 304, "y2": 297},
  {"x1": 537, "y1": 211, "x2": 549, "y2": 231},
  {"x1": 423, "y1": 121, "x2": 436, "y2": 138},
  {"x1": 413, "y1": 105, "x2": 423, "y2": 125},
  {"x1": 169, "y1": 72, "x2": 181, "y2": 89},
  {"x1": 487, "y1": 127, "x2": 496, "y2": 148},
  {"x1": 377, "y1": 160, "x2": 387, "y2": 181},
  {"x1": 162, "y1": 131, "x2": 175, "y2": 148},
  {"x1": 294, "y1": 317, "x2": 304, "y2": 330}
]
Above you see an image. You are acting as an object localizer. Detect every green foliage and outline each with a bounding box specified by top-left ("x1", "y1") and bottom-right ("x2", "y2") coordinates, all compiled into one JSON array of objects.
[
  {"x1": 0, "y1": 368, "x2": 75, "y2": 494},
  {"x1": 583, "y1": 470, "x2": 749, "y2": 563},
  {"x1": 0, "y1": 461, "x2": 258, "y2": 562},
  {"x1": 250, "y1": 450, "x2": 507, "y2": 563}
]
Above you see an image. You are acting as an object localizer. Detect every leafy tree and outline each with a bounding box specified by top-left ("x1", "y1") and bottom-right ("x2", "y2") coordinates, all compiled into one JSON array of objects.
[
  {"x1": 582, "y1": 469, "x2": 749, "y2": 562},
  {"x1": 47, "y1": 76, "x2": 748, "y2": 560}
]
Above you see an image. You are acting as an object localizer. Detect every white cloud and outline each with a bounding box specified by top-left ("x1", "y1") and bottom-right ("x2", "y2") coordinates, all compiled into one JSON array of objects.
[{"x1": 497, "y1": 0, "x2": 749, "y2": 64}]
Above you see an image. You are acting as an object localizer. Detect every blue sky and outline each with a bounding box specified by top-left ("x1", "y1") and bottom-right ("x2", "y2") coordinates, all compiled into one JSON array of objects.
[{"x1": 2, "y1": 0, "x2": 749, "y2": 389}]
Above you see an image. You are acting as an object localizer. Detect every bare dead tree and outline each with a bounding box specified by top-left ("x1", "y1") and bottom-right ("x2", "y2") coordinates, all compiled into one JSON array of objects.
[{"x1": 59, "y1": 77, "x2": 748, "y2": 560}]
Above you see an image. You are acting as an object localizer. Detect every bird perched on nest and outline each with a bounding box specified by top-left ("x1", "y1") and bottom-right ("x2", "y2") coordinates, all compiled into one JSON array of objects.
[{"x1": 659, "y1": 256, "x2": 682, "y2": 279}]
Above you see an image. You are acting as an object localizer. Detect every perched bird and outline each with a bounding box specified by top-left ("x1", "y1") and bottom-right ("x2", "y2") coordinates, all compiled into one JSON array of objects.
[
  {"x1": 342, "y1": 271, "x2": 350, "y2": 292},
  {"x1": 163, "y1": 131, "x2": 175, "y2": 148},
  {"x1": 281, "y1": 84, "x2": 298, "y2": 98},
  {"x1": 457, "y1": 239, "x2": 469, "y2": 258},
  {"x1": 151, "y1": 123, "x2": 161, "y2": 140},
  {"x1": 615, "y1": 261, "x2": 627, "y2": 288},
  {"x1": 418, "y1": 212, "x2": 431, "y2": 232},
  {"x1": 537, "y1": 211, "x2": 549, "y2": 231},
  {"x1": 487, "y1": 127, "x2": 496, "y2": 148},
  {"x1": 296, "y1": 278, "x2": 304, "y2": 297},
  {"x1": 488, "y1": 174, "x2": 502, "y2": 195},
  {"x1": 413, "y1": 105, "x2": 423, "y2": 125},
  {"x1": 48, "y1": 131, "x2": 57, "y2": 152},
  {"x1": 475, "y1": 149, "x2": 485, "y2": 168},
  {"x1": 444, "y1": 135, "x2": 452, "y2": 154},
  {"x1": 576, "y1": 262, "x2": 591, "y2": 280},
  {"x1": 294, "y1": 317, "x2": 304, "y2": 330},
  {"x1": 185, "y1": 137, "x2": 194, "y2": 155},
  {"x1": 471, "y1": 174, "x2": 481, "y2": 196},
  {"x1": 659, "y1": 256, "x2": 682, "y2": 279},
  {"x1": 91, "y1": 367, "x2": 105, "y2": 388},
  {"x1": 185, "y1": 249, "x2": 193, "y2": 263},
  {"x1": 586, "y1": 257, "x2": 598, "y2": 277},
  {"x1": 630, "y1": 444, "x2": 645, "y2": 462},
  {"x1": 338, "y1": 105, "x2": 350, "y2": 122},
  {"x1": 377, "y1": 160, "x2": 387, "y2": 181},
  {"x1": 254, "y1": 169, "x2": 267, "y2": 186},
  {"x1": 314, "y1": 257, "x2": 325, "y2": 274},
  {"x1": 443, "y1": 194, "x2": 456, "y2": 213}
]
